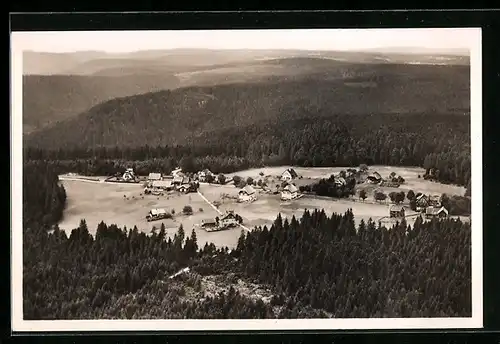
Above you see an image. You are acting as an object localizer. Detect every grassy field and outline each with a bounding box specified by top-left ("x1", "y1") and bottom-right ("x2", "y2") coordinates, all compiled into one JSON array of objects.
[
  {"x1": 58, "y1": 179, "x2": 244, "y2": 249},
  {"x1": 58, "y1": 165, "x2": 467, "y2": 249},
  {"x1": 226, "y1": 165, "x2": 466, "y2": 197}
]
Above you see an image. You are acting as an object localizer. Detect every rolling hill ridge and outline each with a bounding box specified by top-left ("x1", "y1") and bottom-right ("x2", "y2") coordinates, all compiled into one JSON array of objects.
[
  {"x1": 22, "y1": 74, "x2": 180, "y2": 134},
  {"x1": 25, "y1": 62, "x2": 470, "y2": 150}
]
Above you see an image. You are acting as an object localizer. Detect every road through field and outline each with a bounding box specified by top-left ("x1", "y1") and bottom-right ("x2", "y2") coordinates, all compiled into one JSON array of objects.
[
  {"x1": 59, "y1": 176, "x2": 103, "y2": 183},
  {"x1": 197, "y1": 190, "x2": 251, "y2": 232}
]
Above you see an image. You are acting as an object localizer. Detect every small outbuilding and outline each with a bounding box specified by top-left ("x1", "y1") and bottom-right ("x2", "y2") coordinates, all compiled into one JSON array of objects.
[{"x1": 389, "y1": 204, "x2": 405, "y2": 218}]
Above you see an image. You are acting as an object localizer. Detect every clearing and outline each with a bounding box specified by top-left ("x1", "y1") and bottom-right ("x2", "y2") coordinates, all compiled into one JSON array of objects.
[
  {"x1": 58, "y1": 179, "x2": 244, "y2": 249},
  {"x1": 58, "y1": 165, "x2": 467, "y2": 249}
]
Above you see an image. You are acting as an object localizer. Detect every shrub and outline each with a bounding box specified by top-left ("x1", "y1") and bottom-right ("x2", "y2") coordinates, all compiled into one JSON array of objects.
[{"x1": 183, "y1": 205, "x2": 193, "y2": 215}]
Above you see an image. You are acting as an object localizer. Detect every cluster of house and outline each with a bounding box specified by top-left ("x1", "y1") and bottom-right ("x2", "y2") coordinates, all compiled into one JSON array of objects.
[
  {"x1": 144, "y1": 168, "x2": 198, "y2": 195},
  {"x1": 279, "y1": 168, "x2": 302, "y2": 201},
  {"x1": 415, "y1": 194, "x2": 449, "y2": 218},
  {"x1": 200, "y1": 210, "x2": 240, "y2": 232},
  {"x1": 196, "y1": 169, "x2": 216, "y2": 182},
  {"x1": 105, "y1": 167, "x2": 139, "y2": 183},
  {"x1": 388, "y1": 193, "x2": 449, "y2": 219},
  {"x1": 366, "y1": 171, "x2": 404, "y2": 187},
  {"x1": 236, "y1": 168, "x2": 303, "y2": 203}
]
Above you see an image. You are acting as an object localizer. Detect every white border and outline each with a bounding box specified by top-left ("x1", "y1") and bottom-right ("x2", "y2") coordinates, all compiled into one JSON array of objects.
[{"x1": 11, "y1": 28, "x2": 483, "y2": 332}]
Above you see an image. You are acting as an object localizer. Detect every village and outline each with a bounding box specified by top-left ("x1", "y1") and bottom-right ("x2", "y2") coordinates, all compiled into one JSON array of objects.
[{"x1": 61, "y1": 163, "x2": 458, "y2": 236}]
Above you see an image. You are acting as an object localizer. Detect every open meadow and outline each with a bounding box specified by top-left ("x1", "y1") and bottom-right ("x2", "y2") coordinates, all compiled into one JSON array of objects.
[
  {"x1": 225, "y1": 165, "x2": 466, "y2": 197},
  {"x1": 58, "y1": 165, "x2": 467, "y2": 249},
  {"x1": 58, "y1": 179, "x2": 243, "y2": 249}
]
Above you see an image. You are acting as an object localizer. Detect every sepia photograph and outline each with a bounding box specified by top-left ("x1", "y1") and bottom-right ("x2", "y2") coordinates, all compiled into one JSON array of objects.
[{"x1": 11, "y1": 28, "x2": 482, "y2": 331}]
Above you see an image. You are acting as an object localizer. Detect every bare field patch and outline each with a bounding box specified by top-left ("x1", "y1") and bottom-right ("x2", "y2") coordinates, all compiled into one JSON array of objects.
[
  {"x1": 59, "y1": 180, "x2": 243, "y2": 249},
  {"x1": 59, "y1": 166, "x2": 465, "y2": 249}
]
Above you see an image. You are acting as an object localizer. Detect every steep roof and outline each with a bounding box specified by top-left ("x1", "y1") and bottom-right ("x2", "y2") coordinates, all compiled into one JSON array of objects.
[
  {"x1": 335, "y1": 177, "x2": 346, "y2": 185},
  {"x1": 284, "y1": 184, "x2": 298, "y2": 193},
  {"x1": 368, "y1": 171, "x2": 382, "y2": 179},
  {"x1": 148, "y1": 172, "x2": 162, "y2": 180},
  {"x1": 240, "y1": 185, "x2": 256, "y2": 195},
  {"x1": 201, "y1": 218, "x2": 217, "y2": 225},
  {"x1": 425, "y1": 206, "x2": 448, "y2": 215},
  {"x1": 152, "y1": 180, "x2": 172, "y2": 188},
  {"x1": 221, "y1": 211, "x2": 237, "y2": 220},
  {"x1": 150, "y1": 208, "x2": 166, "y2": 215},
  {"x1": 416, "y1": 194, "x2": 427, "y2": 201},
  {"x1": 389, "y1": 204, "x2": 405, "y2": 212}
]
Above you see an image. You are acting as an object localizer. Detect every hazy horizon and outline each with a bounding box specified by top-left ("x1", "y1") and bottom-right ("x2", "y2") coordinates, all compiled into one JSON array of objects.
[
  {"x1": 13, "y1": 28, "x2": 479, "y2": 56},
  {"x1": 22, "y1": 47, "x2": 470, "y2": 56}
]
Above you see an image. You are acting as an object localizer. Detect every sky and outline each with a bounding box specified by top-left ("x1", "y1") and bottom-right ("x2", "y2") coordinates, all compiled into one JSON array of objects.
[{"x1": 12, "y1": 28, "x2": 480, "y2": 54}]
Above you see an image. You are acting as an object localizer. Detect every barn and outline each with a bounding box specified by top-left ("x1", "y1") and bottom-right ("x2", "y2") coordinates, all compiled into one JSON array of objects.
[
  {"x1": 238, "y1": 185, "x2": 257, "y2": 202},
  {"x1": 425, "y1": 206, "x2": 449, "y2": 219},
  {"x1": 281, "y1": 183, "x2": 299, "y2": 201},
  {"x1": 281, "y1": 168, "x2": 299, "y2": 182},
  {"x1": 389, "y1": 204, "x2": 405, "y2": 218}
]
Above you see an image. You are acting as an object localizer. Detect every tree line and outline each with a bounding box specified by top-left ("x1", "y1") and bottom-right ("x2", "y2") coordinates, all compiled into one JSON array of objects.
[
  {"x1": 299, "y1": 174, "x2": 357, "y2": 198},
  {"x1": 25, "y1": 113, "x2": 471, "y2": 187}
]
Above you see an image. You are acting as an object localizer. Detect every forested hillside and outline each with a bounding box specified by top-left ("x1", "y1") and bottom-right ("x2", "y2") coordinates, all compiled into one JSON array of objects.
[
  {"x1": 231, "y1": 210, "x2": 471, "y2": 318},
  {"x1": 22, "y1": 74, "x2": 180, "y2": 134},
  {"x1": 25, "y1": 62, "x2": 469, "y2": 145},
  {"x1": 25, "y1": 113, "x2": 471, "y2": 186},
  {"x1": 22, "y1": 168, "x2": 471, "y2": 319}
]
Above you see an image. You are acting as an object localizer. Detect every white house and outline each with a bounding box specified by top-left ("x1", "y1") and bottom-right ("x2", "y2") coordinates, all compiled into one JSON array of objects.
[
  {"x1": 238, "y1": 185, "x2": 257, "y2": 203},
  {"x1": 415, "y1": 194, "x2": 430, "y2": 211},
  {"x1": 219, "y1": 211, "x2": 239, "y2": 228},
  {"x1": 146, "y1": 208, "x2": 168, "y2": 222},
  {"x1": 281, "y1": 168, "x2": 299, "y2": 182},
  {"x1": 281, "y1": 183, "x2": 299, "y2": 201},
  {"x1": 122, "y1": 168, "x2": 136, "y2": 181},
  {"x1": 173, "y1": 175, "x2": 190, "y2": 185}
]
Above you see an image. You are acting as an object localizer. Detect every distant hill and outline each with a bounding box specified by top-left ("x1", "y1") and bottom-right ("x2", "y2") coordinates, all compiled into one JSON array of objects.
[
  {"x1": 23, "y1": 51, "x2": 107, "y2": 75},
  {"x1": 22, "y1": 50, "x2": 470, "y2": 134},
  {"x1": 23, "y1": 49, "x2": 470, "y2": 76},
  {"x1": 24, "y1": 62, "x2": 470, "y2": 150},
  {"x1": 23, "y1": 74, "x2": 180, "y2": 134}
]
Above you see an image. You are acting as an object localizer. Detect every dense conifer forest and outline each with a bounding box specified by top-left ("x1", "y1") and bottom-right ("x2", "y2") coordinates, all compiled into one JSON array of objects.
[
  {"x1": 25, "y1": 112, "x2": 471, "y2": 187},
  {"x1": 23, "y1": 74, "x2": 180, "y2": 134},
  {"x1": 22, "y1": 161, "x2": 471, "y2": 319}
]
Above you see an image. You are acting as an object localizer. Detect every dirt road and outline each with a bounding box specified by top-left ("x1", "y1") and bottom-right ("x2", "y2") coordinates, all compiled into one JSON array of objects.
[{"x1": 197, "y1": 190, "x2": 251, "y2": 232}]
